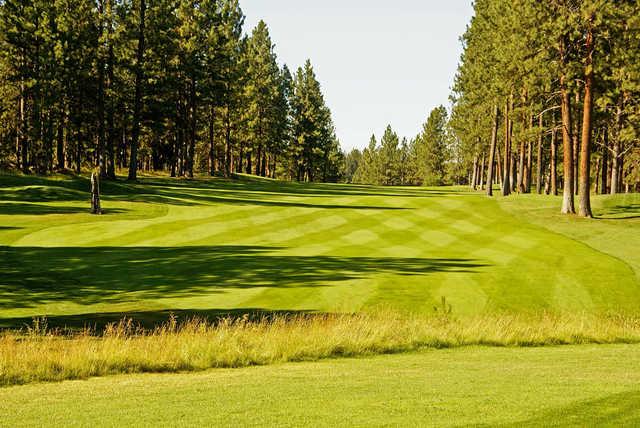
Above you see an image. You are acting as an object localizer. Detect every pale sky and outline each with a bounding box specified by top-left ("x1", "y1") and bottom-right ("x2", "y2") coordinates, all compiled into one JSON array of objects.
[{"x1": 242, "y1": 1, "x2": 474, "y2": 151}]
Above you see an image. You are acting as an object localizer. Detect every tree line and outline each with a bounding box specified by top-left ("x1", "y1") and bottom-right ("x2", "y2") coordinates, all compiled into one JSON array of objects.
[
  {"x1": 0, "y1": 0, "x2": 343, "y2": 182},
  {"x1": 344, "y1": 106, "x2": 466, "y2": 186},
  {"x1": 450, "y1": 0, "x2": 640, "y2": 216}
]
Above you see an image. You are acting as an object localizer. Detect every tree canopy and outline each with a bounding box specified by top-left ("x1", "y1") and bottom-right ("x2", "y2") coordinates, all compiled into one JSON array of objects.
[{"x1": 0, "y1": 0, "x2": 343, "y2": 182}]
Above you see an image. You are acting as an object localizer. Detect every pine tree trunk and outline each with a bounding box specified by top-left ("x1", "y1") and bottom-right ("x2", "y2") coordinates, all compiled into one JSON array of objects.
[
  {"x1": 525, "y1": 116, "x2": 533, "y2": 193},
  {"x1": 128, "y1": 0, "x2": 146, "y2": 181},
  {"x1": 618, "y1": 151, "x2": 625, "y2": 193},
  {"x1": 601, "y1": 128, "x2": 608, "y2": 194},
  {"x1": 610, "y1": 102, "x2": 622, "y2": 195},
  {"x1": 56, "y1": 113, "x2": 65, "y2": 170},
  {"x1": 19, "y1": 82, "x2": 28, "y2": 174},
  {"x1": 560, "y1": 73, "x2": 575, "y2": 214},
  {"x1": 551, "y1": 123, "x2": 558, "y2": 196},
  {"x1": 98, "y1": 65, "x2": 106, "y2": 177},
  {"x1": 224, "y1": 107, "x2": 232, "y2": 177},
  {"x1": 75, "y1": 111, "x2": 82, "y2": 175},
  {"x1": 471, "y1": 155, "x2": 478, "y2": 190},
  {"x1": 502, "y1": 97, "x2": 511, "y2": 196},
  {"x1": 171, "y1": 134, "x2": 177, "y2": 177},
  {"x1": 106, "y1": 1, "x2": 116, "y2": 179},
  {"x1": 209, "y1": 106, "x2": 215, "y2": 176},
  {"x1": 97, "y1": 0, "x2": 107, "y2": 178},
  {"x1": 510, "y1": 152, "x2": 517, "y2": 193},
  {"x1": 496, "y1": 146, "x2": 503, "y2": 189},
  {"x1": 255, "y1": 144, "x2": 262, "y2": 176},
  {"x1": 536, "y1": 114, "x2": 543, "y2": 194},
  {"x1": 573, "y1": 92, "x2": 580, "y2": 196},
  {"x1": 594, "y1": 158, "x2": 601, "y2": 194},
  {"x1": 246, "y1": 150, "x2": 252, "y2": 174},
  {"x1": 577, "y1": 21, "x2": 594, "y2": 218},
  {"x1": 272, "y1": 155, "x2": 277, "y2": 179},
  {"x1": 480, "y1": 151, "x2": 486, "y2": 190},
  {"x1": 91, "y1": 172, "x2": 102, "y2": 214},
  {"x1": 187, "y1": 76, "x2": 196, "y2": 179},
  {"x1": 517, "y1": 140, "x2": 525, "y2": 193}
]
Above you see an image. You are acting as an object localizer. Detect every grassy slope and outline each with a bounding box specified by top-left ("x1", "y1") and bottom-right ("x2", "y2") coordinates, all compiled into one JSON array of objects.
[
  {"x1": 3, "y1": 345, "x2": 640, "y2": 427},
  {"x1": 1, "y1": 175, "x2": 639, "y2": 328},
  {"x1": 499, "y1": 193, "x2": 640, "y2": 279}
]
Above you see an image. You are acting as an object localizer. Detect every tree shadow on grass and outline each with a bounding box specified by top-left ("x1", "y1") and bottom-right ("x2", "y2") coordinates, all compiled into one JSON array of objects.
[
  {"x1": 0, "y1": 202, "x2": 128, "y2": 216},
  {"x1": 0, "y1": 183, "x2": 409, "y2": 211},
  {"x1": 141, "y1": 175, "x2": 465, "y2": 199},
  {"x1": 0, "y1": 307, "x2": 314, "y2": 331},
  {"x1": 0, "y1": 175, "x2": 460, "y2": 209},
  {"x1": 596, "y1": 203, "x2": 640, "y2": 220},
  {"x1": 125, "y1": 190, "x2": 410, "y2": 210},
  {"x1": 497, "y1": 390, "x2": 640, "y2": 427},
  {"x1": 0, "y1": 245, "x2": 487, "y2": 313},
  {"x1": 0, "y1": 185, "x2": 86, "y2": 203}
]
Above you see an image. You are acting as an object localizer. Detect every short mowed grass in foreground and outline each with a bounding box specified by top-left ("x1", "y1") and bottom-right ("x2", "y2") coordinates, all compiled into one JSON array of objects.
[{"x1": 3, "y1": 345, "x2": 640, "y2": 427}]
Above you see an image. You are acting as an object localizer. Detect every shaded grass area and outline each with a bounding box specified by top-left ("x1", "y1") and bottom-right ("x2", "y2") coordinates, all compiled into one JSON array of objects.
[
  {"x1": 2, "y1": 311, "x2": 640, "y2": 387},
  {"x1": 2, "y1": 344, "x2": 640, "y2": 427},
  {"x1": 511, "y1": 390, "x2": 640, "y2": 427},
  {"x1": 0, "y1": 245, "x2": 483, "y2": 313}
]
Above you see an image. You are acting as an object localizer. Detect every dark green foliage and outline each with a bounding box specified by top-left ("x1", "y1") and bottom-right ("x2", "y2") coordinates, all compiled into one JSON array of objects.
[
  {"x1": 450, "y1": 0, "x2": 640, "y2": 199},
  {"x1": 0, "y1": 0, "x2": 342, "y2": 183},
  {"x1": 415, "y1": 106, "x2": 450, "y2": 186},
  {"x1": 352, "y1": 110, "x2": 455, "y2": 187},
  {"x1": 289, "y1": 60, "x2": 341, "y2": 182}
]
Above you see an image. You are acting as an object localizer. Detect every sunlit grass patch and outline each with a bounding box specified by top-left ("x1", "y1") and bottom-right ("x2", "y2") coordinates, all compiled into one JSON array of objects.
[{"x1": 2, "y1": 311, "x2": 640, "y2": 387}]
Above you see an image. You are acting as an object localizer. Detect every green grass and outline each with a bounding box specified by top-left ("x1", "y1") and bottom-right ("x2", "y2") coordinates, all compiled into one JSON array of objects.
[
  {"x1": 3, "y1": 345, "x2": 640, "y2": 427},
  {"x1": 4, "y1": 312, "x2": 640, "y2": 387},
  {"x1": 1, "y1": 174, "x2": 639, "y2": 328},
  {"x1": 2, "y1": 175, "x2": 640, "y2": 425}
]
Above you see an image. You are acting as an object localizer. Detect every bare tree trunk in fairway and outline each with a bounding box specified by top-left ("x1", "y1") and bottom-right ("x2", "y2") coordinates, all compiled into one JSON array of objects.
[{"x1": 91, "y1": 172, "x2": 102, "y2": 214}]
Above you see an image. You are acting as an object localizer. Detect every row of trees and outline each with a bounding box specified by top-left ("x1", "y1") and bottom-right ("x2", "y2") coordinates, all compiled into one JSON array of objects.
[
  {"x1": 345, "y1": 106, "x2": 463, "y2": 186},
  {"x1": 0, "y1": 0, "x2": 342, "y2": 182},
  {"x1": 451, "y1": 0, "x2": 640, "y2": 216}
]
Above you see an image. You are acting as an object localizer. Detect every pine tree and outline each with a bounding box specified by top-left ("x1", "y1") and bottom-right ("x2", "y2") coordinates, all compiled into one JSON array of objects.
[{"x1": 417, "y1": 106, "x2": 449, "y2": 186}]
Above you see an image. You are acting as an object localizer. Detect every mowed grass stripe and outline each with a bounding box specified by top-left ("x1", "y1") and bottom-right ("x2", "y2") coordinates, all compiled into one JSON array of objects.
[{"x1": 0, "y1": 176, "x2": 639, "y2": 326}]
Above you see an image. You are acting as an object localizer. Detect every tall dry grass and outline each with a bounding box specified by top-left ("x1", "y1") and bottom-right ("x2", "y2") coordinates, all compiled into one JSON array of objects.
[{"x1": 2, "y1": 311, "x2": 640, "y2": 387}]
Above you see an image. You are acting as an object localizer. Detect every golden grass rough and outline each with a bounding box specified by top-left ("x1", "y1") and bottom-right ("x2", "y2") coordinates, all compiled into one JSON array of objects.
[{"x1": 2, "y1": 311, "x2": 640, "y2": 387}]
